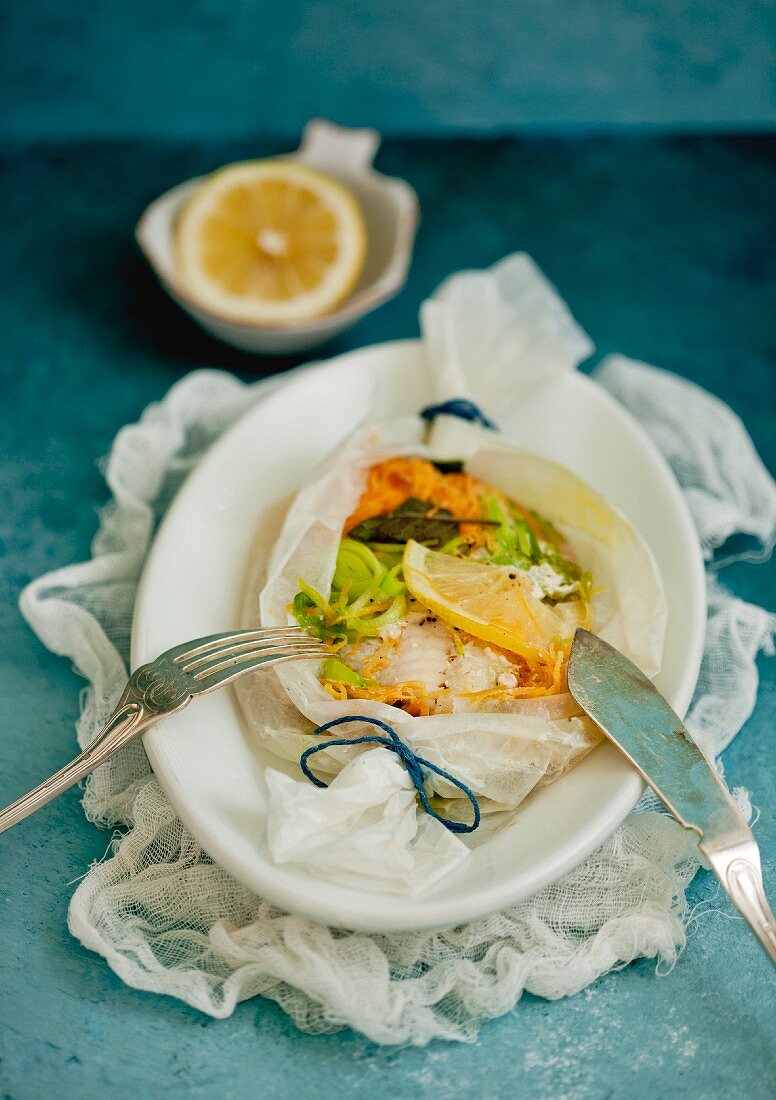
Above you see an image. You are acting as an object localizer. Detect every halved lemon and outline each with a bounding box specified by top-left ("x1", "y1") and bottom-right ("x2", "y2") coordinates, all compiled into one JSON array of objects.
[
  {"x1": 402, "y1": 540, "x2": 567, "y2": 662},
  {"x1": 176, "y1": 160, "x2": 367, "y2": 325}
]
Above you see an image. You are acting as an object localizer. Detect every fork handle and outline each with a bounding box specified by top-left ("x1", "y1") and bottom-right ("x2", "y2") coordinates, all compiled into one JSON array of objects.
[{"x1": 0, "y1": 699, "x2": 152, "y2": 834}]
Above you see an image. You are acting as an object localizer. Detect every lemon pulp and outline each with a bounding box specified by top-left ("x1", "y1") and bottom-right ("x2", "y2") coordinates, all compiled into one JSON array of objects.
[
  {"x1": 402, "y1": 540, "x2": 567, "y2": 662},
  {"x1": 176, "y1": 160, "x2": 367, "y2": 325}
]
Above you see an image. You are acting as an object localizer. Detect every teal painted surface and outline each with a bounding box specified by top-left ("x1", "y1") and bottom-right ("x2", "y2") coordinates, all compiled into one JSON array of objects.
[
  {"x1": 0, "y1": 136, "x2": 774, "y2": 1097},
  {"x1": 2, "y1": 1, "x2": 776, "y2": 139}
]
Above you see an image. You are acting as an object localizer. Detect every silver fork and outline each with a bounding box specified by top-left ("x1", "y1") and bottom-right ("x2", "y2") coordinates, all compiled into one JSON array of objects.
[{"x1": 0, "y1": 626, "x2": 327, "y2": 835}]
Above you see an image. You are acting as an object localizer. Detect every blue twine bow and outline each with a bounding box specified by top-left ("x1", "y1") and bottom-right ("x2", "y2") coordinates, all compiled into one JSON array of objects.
[
  {"x1": 300, "y1": 715, "x2": 481, "y2": 834},
  {"x1": 419, "y1": 397, "x2": 497, "y2": 431}
]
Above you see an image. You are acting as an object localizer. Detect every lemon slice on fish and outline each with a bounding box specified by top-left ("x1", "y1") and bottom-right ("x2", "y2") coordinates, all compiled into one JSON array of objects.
[
  {"x1": 403, "y1": 540, "x2": 567, "y2": 662},
  {"x1": 176, "y1": 160, "x2": 367, "y2": 325}
]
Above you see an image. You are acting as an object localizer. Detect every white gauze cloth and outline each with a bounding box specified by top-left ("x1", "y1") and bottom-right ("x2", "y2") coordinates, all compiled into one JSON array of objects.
[{"x1": 20, "y1": 261, "x2": 776, "y2": 1046}]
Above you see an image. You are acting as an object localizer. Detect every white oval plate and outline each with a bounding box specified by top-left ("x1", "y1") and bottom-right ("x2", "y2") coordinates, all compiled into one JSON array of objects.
[{"x1": 132, "y1": 340, "x2": 706, "y2": 933}]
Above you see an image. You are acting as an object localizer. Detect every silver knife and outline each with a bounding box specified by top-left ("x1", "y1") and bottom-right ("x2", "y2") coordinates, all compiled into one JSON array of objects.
[{"x1": 568, "y1": 628, "x2": 776, "y2": 966}]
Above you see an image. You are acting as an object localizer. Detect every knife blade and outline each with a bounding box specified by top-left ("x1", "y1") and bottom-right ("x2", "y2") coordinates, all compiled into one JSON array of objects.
[{"x1": 568, "y1": 628, "x2": 776, "y2": 967}]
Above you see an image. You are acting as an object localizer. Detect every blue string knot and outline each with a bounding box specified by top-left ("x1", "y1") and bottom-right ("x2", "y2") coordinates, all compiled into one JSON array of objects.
[
  {"x1": 419, "y1": 397, "x2": 497, "y2": 431},
  {"x1": 300, "y1": 715, "x2": 481, "y2": 834}
]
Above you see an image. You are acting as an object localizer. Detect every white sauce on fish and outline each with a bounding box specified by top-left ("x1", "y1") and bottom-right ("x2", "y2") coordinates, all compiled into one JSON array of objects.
[{"x1": 525, "y1": 561, "x2": 579, "y2": 600}]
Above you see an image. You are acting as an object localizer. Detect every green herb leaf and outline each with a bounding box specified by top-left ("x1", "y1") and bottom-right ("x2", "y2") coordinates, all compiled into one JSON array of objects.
[
  {"x1": 348, "y1": 497, "x2": 461, "y2": 546},
  {"x1": 431, "y1": 459, "x2": 465, "y2": 474}
]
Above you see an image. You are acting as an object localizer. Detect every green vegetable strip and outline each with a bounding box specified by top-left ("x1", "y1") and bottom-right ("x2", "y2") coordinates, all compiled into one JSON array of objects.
[
  {"x1": 481, "y1": 495, "x2": 583, "y2": 592},
  {"x1": 291, "y1": 537, "x2": 408, "y2": 643},
  {"x1": 321, "y1": 657, "x2": 375, "y2": 687}
]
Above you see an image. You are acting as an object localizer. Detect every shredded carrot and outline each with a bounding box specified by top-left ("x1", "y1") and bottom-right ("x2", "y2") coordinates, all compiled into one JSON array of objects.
[
  {"x1": 458, "y1": 641, "x2": 568, "y2": 703},
  {"x1": 357, "y1": 633, "x2": 400, "y2": 679}
]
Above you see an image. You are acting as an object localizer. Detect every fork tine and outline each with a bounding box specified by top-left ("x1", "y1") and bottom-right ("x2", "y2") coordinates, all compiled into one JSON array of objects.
[
  {"x1": 191, "y1": 640, "x2": 325, "y2": 682},
  {"x1": 181, "y1": 635, "x2": 324, "y2": 674},
  {"x1": 173, "y1": 627, "x2": 307, "y2": 664},
  {"x1": 192, "y1": 646, "x2": 328, "y2": 694},
  {"x1": 163, "y1": 627, "x2": 306, "y2": 665}
]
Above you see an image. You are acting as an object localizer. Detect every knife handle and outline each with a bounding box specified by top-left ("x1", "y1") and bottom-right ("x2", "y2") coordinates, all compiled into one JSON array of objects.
[{"x1": 702, "y1": 836, "x2": 776, "y2": 967}]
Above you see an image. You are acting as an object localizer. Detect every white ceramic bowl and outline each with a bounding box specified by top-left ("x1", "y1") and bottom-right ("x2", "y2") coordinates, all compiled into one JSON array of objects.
[
  {"x1": 132, "y1": 341, "x2": 706, "y2": 933},
  {"x1": 135, "y1": 119, "x2": 420, "y2": 355}
]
